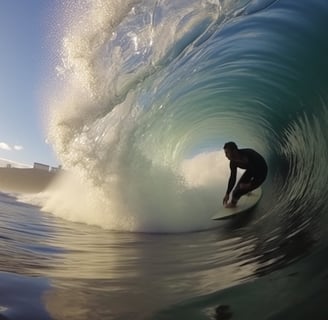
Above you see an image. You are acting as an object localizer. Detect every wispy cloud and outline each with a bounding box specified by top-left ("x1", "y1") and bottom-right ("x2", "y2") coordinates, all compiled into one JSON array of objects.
[
  {"x1": 0, "y1": 142, "x2": 11, "y2": 151},
  {"x1": 14, "y1": 145, "x2": 23, "y2": 151},
  {"x1": 0, "y1": 142, "x2": 24, "y2": 152}
]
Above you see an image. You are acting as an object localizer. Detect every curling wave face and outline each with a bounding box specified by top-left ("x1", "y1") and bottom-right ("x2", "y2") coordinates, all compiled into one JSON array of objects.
[{"x1": 47, "y1": 0, "x2": 328, "y2": 233}]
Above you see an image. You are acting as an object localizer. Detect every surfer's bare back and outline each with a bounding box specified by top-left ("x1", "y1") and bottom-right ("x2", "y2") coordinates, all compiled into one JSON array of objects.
[{"x1": 223, "y1": 142, "x2": 267, "y2": 208}]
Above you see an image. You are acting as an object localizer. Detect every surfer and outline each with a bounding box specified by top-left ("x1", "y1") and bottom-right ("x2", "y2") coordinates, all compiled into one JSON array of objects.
[{"x1": 223, "y1": 141, "x2": 267, "y2": 208}]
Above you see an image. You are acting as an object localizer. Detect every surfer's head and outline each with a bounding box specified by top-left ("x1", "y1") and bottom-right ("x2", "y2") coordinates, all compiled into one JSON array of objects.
[{"x1": 223, "y1": 141, "x2": 238, "y2": 160}]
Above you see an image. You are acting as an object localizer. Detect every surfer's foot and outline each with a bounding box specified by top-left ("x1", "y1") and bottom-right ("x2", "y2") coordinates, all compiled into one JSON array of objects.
[{"x1": 225, "y1": 202, "x2": 237, "y2": 208}]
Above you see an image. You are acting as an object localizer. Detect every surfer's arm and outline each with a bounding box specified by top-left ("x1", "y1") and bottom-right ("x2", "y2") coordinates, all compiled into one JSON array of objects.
[
  {"x1": 223, "y1": 162, "x2": 237, "y2": 206},
  {"x1": 226, "y1": 163, "x2": 237, "y2": 195}
]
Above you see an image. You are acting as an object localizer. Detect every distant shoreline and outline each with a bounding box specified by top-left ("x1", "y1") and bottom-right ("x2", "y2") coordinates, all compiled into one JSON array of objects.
[{"x1": 0, "y1": 167, "x2": 58, "y2": 194}]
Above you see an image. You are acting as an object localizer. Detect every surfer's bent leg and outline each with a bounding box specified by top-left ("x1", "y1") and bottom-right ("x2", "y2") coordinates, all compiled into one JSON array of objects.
[
  {"x1": 231, "y1": 171, "x2": 252, "y2": 204},
  {"x1": 232, "y1": 167, "x2": 267, "y2": 204}
]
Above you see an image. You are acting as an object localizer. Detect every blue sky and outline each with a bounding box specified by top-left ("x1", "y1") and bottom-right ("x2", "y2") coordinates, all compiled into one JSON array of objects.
[{"x1": 0, "y1": 1, "x2": 60, "y2": 167}]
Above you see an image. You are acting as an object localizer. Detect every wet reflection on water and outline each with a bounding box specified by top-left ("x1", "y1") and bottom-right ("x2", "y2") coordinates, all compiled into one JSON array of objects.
[{"x1": 0, "y1": 191, "x2": 320, "y2": 320}]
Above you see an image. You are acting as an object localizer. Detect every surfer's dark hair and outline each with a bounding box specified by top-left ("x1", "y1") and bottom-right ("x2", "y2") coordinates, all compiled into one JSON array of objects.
[{"x1": 224, "y1": 141, "x2": 238, "y2": 151}]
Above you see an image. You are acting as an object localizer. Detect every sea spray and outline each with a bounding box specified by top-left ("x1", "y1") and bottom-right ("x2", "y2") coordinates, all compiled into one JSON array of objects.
[
  {"x1": 45, "y1": 0, "x2": 237, "y2": 232},
  {"x1": 40, "y1": 151, "x2": 231, "y2": 232}
]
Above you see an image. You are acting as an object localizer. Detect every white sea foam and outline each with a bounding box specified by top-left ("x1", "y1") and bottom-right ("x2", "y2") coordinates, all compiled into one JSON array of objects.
[{"x1": 43, "y1": 0, "x2": 251, "y2": 232}]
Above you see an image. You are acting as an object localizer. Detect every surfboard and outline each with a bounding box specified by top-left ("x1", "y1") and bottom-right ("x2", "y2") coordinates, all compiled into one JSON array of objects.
[{"x1": 212, "y1": 187, "x2": 262, "y2": 220}]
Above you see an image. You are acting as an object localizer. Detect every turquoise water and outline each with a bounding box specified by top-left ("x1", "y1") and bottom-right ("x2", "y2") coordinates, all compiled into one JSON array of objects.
[{"x1": 2, "y1": 0, "x2": 328, "y2": 319}]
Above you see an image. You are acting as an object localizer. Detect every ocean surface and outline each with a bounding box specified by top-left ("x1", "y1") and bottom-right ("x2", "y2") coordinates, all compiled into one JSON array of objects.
[{"x1": 2, "y1": 0, "x2": 328, "y2": 319}]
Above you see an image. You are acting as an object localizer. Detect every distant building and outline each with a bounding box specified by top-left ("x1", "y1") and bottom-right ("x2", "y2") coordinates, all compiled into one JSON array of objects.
[
  {"x1": 6, "y1": 164, "x2": 11, "y2": 168},
  {"x1": 33, "y1": 162, "x2": 50, "y2": 171}
]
